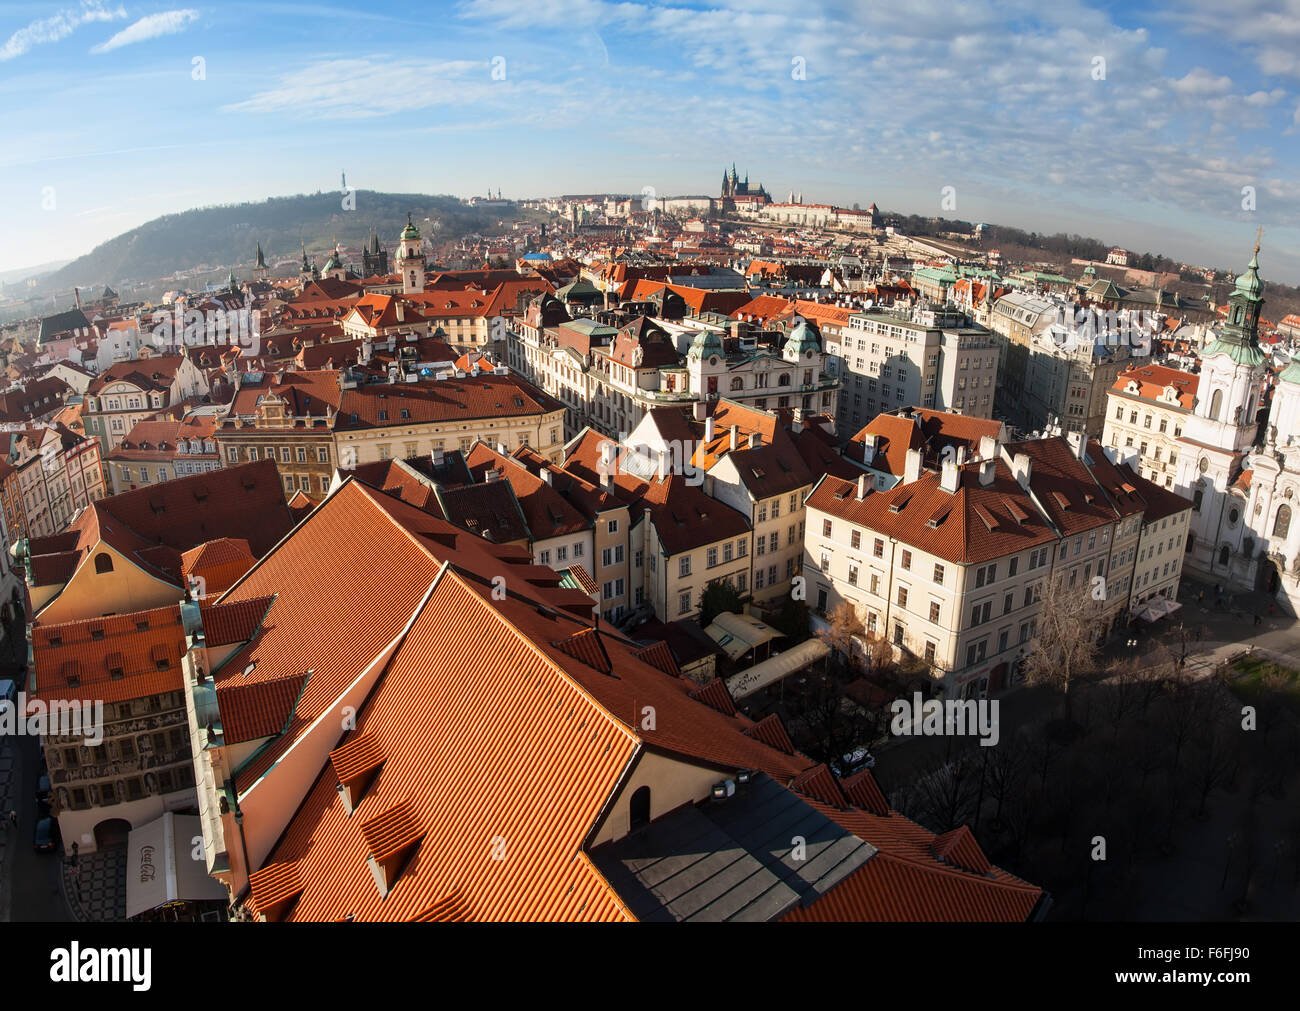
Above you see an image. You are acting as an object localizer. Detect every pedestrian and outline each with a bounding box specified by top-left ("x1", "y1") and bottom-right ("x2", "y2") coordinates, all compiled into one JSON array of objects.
[
  {"x1": 8, "y1": 809, "x2": 15, "y2": 827},
  {"x1": 1254, "y1": 612, "x2": 1262, "y2": 626}
]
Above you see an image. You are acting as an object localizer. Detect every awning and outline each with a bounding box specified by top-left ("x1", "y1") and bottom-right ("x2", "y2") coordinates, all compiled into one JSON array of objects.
[
  {"x1": 725, "y1": 638, "x2": 829, "y2": 700},
  {"x1": 125, "y1": 812, "x2": 227, "y2": 919},
  {"x1": 704, "y1": 611, "x2": 785, "y2": 662},
  {"x1": 1135, "y1": 597, "x2": 1183, "y2": 623}
]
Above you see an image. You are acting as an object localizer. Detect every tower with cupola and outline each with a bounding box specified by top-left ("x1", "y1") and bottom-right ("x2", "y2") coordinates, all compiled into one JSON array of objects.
[
  {"x1": 396, "y1": 214, "x2": 426, "y2": 294},
  {"x1": 1175, "y1": 235, "x2": 1270, "y2": 591}
]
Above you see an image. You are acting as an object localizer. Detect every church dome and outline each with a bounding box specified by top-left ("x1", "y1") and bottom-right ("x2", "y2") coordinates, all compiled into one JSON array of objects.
[{"x1": 1234, "y1": 246, "x2": 1263, "y2": 300}]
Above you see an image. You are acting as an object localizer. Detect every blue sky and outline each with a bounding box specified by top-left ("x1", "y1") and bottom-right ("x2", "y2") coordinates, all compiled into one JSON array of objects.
[{"x1": 2, "y1": 0, "x2": 1300, "y2": 282}]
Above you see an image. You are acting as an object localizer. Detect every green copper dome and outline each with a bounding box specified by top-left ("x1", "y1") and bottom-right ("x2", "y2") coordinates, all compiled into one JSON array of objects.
[
  {"x1": 400, "y1": 213, "x2": 420, "y2": 241},
  {"x1": 1278, "y1": 358, "x2": 1300, "y2": 385},
  {"x1": 784, "y1": 318, "x2": 821, "y2": 356},
  {"x1": 1234, "y1": 247, "x2": 1263, "y2": 299},
  {"x1": 688, "y1": 328, "x2": 724, "y2": 359}
]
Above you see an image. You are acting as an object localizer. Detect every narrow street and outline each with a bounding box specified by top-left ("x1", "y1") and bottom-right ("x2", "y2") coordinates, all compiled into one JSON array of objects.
[{"x1": 0, "y1": 613, "x2": 71, "y2": 923}]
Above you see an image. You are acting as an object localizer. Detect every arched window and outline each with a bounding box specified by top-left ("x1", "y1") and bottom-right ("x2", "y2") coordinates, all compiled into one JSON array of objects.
[
  {"x1": 1209, "y1": 388, "x2": 1224, "y2": 422},
  {"x1": 730, "y1": 377, "x2": 744, "y2": 391},
  {"x1": 629, "y1": 785, "x2": 651, "y2": 833},
  {"x1": 1218, "y1": 545, "x2": 1230, "y2": 567},
  {"x1": 94, "y1": 552, "x2": 114, "y2": 574},
  {"x1": 778, "y1": 373, "x2": 791, "y2": 387},
  {"x1": 1274, "y1": 504, "x2": 1292, "y2": 539}
]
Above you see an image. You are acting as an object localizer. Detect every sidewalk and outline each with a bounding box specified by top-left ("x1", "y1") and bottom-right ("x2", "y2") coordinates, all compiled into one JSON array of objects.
[{"x1": 61, "y1": 847, "x2": 127, "y2": 922}]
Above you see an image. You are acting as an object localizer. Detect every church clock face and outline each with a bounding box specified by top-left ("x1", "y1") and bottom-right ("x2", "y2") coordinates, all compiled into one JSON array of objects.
[{"x1": 1199, "y1": 458, "x2": 1209, "y2": 474}]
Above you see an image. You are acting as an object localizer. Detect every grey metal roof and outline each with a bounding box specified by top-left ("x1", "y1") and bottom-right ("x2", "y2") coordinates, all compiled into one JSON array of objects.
[{"x1": 590, "y1": 773, "x2": 875, "y2": 921}]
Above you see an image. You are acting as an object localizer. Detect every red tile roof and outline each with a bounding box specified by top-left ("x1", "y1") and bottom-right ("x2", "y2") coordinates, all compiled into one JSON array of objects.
[
  {"x1": 31, "y1": 603, "x2": 185, "y2": 705},
  {"x1": 336, "y1": 375, "x2": 562, "y2": 429},
  {"x1": 807, "y1": 461, "x2": 1058, "y2": 565}
]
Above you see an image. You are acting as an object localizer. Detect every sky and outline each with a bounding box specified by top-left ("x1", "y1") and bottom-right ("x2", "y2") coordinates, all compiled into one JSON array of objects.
[{"x1": 2, "y1": 0, "x2": 1300, "y2": 282}]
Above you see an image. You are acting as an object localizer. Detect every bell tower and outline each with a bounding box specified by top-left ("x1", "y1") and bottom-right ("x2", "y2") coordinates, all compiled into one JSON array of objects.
[{"x1": 396, "y1": 214, "x2": 426, "y2": 294}]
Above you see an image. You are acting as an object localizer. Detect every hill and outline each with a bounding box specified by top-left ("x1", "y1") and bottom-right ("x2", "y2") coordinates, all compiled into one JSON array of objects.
[{"x1": 47, "y1": 191, "x2": 529, "y2": 290}]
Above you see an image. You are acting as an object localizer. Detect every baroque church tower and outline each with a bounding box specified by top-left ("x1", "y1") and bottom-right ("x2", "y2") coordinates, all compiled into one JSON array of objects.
[{"x1": 1175, "y1": 236, "x2": 1270, "y2": 596}]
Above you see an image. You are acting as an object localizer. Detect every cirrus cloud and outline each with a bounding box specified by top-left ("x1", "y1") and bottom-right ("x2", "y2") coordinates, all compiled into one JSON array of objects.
[
  {"x1": 0, "y1": 1, "x2": 125, "y2": 61},
  {"x1": 90, "y1": 9, "x2": 199, "y2": 53}
]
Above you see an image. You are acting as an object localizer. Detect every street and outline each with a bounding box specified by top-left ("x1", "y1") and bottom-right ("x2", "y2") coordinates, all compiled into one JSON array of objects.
[{"x1": 0, "y1": 613, "x2": 71, "y2": 924}]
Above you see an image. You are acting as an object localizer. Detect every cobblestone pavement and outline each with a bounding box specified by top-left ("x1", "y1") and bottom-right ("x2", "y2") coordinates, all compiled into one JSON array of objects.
[{"x1": 62, "y1": 846, "x2": 127, "y2": 922}]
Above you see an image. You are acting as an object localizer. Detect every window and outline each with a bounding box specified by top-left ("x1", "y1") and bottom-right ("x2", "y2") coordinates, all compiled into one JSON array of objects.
[
  {"x1": 873, "y1": 538, "x2": 884, "y2": 558},
  {"x1": 870, "y1": 573, "x2": 880, "y2": 595},
  {"x1": 94, "y1": 553, "x2": 114, "y2": 574},
  {"x1": 1274, "y1": 505, "x2": 1292, "y2": 539},
  {"x1": 227, "y1": 447, "x2": 239, "y2": 463},
  {"x1": 893, "y1": 623, "x2": 904, "y2": 646},
  {"x1": 924, "y1": 641, "x2": 936, "y2": 663},
  {"x1": 540, "y1": 550, "x2": 551, "y2": 565},
  {"x1": 707, "y1": 547, "x2": 718, "y2": 568},
  {"x1": 933, "y1": 563, "x2": 944, "y2": 584},
  {"x1": 679, "y1": 592, "x2": 691, "y2": 615},
  {"x1": 850, "y1": 530, "x2": 861, "y2": 549},
  {"x1": 896, "y1": 586, "x2": 908, "y2": 608},
  {"x1": 848, "y1": 564, "x2": 859, "y2": 586},
  {"x1": 928, "y1": 601, "x2": 940, "y2": 623},
  {"x1": 737, "y1": 539, "x2": 747, "y2": 557},
  {"x1": 901, "y1": 549, "x2": 912, "y2": 570},
  {"x1": 823, "y1": 519, "x2": 833, "y2": 537},
  {"x1": 629, "y1": 786, "x2": 651, "y2": 832},
  {"x1": 607, "y1": 519, "x2": 619, "y2": 534},
  {"x1": 679, "y1": 557, "x2": 691, "y2": 578},
  {"x1": 1008, "y1": 557, "x2": 1018, "y2": 577}
]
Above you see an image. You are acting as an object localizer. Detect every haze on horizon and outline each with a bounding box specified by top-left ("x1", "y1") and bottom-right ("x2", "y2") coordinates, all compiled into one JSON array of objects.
[{"x1": 3, "y1": 0, "x2": 1299, "y2": 282}]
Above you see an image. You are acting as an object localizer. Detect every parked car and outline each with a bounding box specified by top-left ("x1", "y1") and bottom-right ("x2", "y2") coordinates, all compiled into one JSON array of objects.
[
  {"x1": 831, "y1": 747, "x2": 876, "y2": 778},
  {"x1": 35, "y1": 774, "x2": 50, "y2": 811},
  {"x1": 33, "y1": 816, "x2": 57, "y2": 854}
]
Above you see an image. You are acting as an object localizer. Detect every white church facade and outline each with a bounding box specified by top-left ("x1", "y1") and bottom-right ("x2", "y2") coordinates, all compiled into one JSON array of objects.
[{"x1": 1175, "y1": 239, "x2": 1300, "y2": 615}]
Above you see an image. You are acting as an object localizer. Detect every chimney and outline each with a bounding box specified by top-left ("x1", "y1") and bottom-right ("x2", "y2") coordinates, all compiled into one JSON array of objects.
[
  {"x1": 657, "y1": 449, "x2": 668, "y2": 480},
  {"x1": 396, "y1": 302, "x2": 405, "y2": 322},
  {"x1": 749, "y1": 432, "x2": 762, "y2": 449},
  {"x1": 1012, "y1": 452, "x2": 1032, "y2": 489},
  {"x1": 431, "y1": 447, "x2": 444, "y2": 467},
  {"x1": 979, "y1": 458, "x2": 996, "y2": 487},
  {"x1": 729, "y1": 425, "x2": 738, "y2": 452},
  {"x1": 486, "y1": 468, "x2": 501, "y2": 483},
  {"x1": 497, "y1": 442, "x2": 508, "y2": 455},
  {"x1": 693, "y1": 400, "x2": 708, "y2": 422},
  {"x1": 955, "y1": 445, "x2": 968, "y2": 466},
  {"x1": 940, "y1": 459, "x2": 960, "y2": 493},
  {"x1": 903, "y1": 447, "x2": 923, "y2": 484},
  {"x1": 541, "y1": 469, "x2": 552, "y2": 486},
  {"x1": 978, "y1": 434, "x2": 996, "y2": 461},
  {"x1": 704, "y1": 415, "x2": 716, "y2": 443},
  {"x1": 857, "y1": 473, "x2": 868, "y2": 500}
]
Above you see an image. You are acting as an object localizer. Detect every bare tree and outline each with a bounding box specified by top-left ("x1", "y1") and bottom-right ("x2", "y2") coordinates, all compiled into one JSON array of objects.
[
  {"x1": 817, "y1": 601, "x2": 864, "y2": 676},
  {"x1": 1021, "y1": 574, "x2": 1104, "y2": 726}
]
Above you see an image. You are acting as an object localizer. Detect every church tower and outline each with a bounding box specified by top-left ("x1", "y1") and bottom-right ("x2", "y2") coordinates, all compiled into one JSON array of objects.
[
  {"x1": 396, "y1": 214, "x2": 425, "y2": 294},
  {"x1": 1175, "y1": 235, "x2": 1268, "y2": 587}
]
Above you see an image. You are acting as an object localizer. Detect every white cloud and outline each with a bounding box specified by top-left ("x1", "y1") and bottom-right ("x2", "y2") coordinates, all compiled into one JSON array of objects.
[
  {"x1": 90, "y1": 9, "x2": 199, "y2": 53},
  {"x1": 0, "y1": 1, "x2": 125, "y2": 61},
  {"x1": 221, "y1": 57, "x2": 502, "y2": 118}
]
